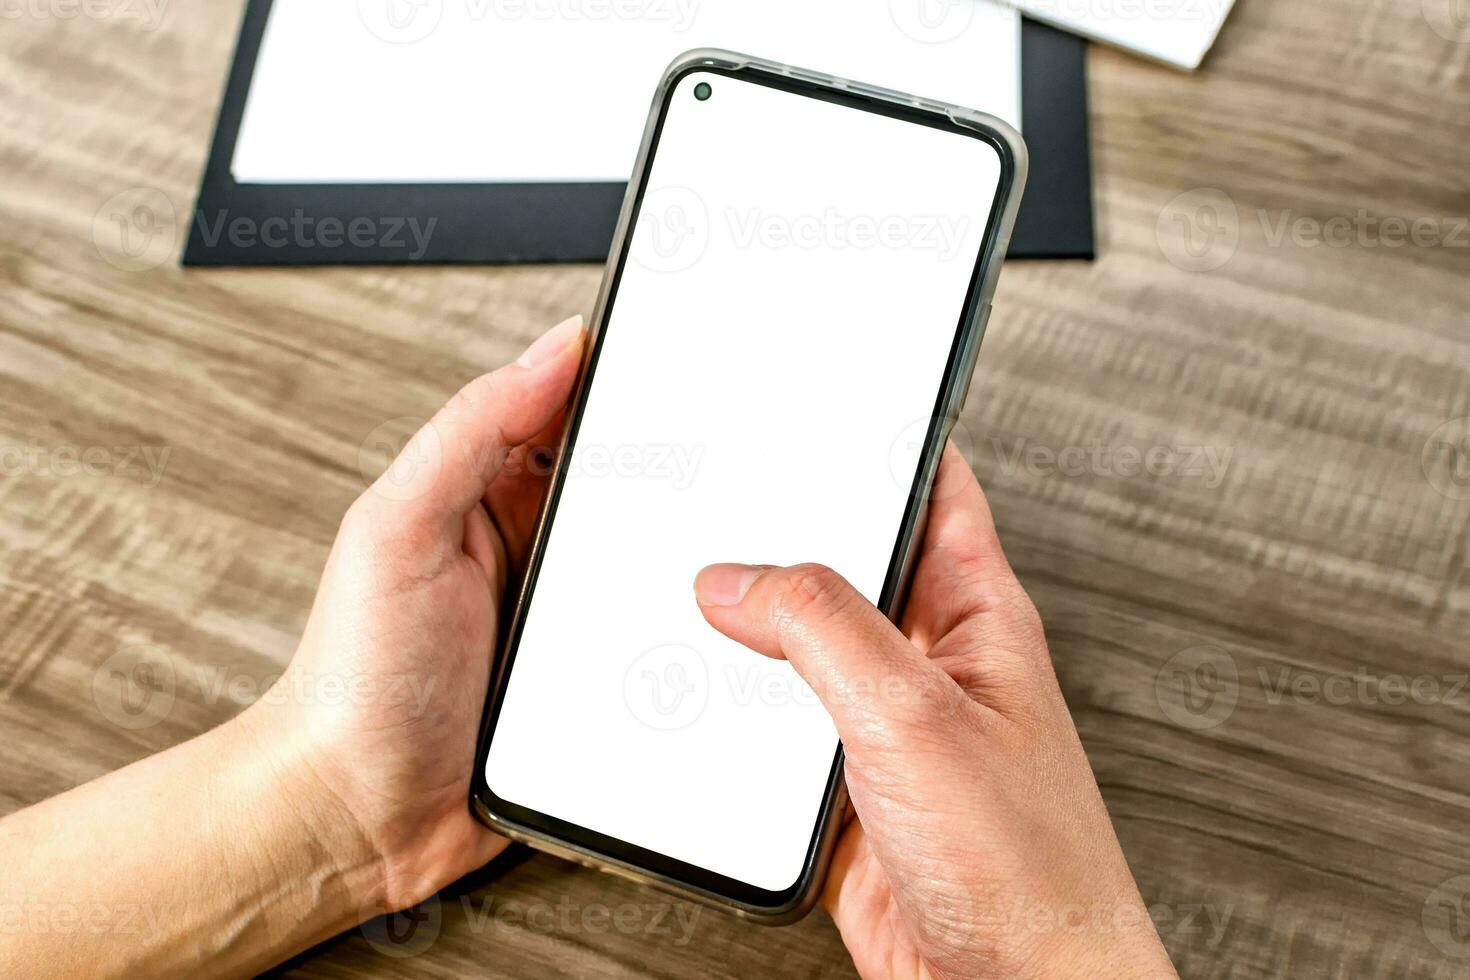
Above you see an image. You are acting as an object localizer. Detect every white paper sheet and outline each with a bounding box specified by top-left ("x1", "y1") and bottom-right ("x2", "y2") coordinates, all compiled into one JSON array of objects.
[
  {"x1": 232, "y1": 0, "x2": 1021, "y2": 184},
  {"x1": 1005, "y1": 0, "x2": 1236, "y2": 69}
]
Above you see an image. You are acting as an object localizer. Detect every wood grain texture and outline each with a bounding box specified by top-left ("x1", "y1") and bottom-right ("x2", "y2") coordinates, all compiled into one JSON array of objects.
[{"x1": 0, "y1": 1, "x2": 1466, "y2": 976}]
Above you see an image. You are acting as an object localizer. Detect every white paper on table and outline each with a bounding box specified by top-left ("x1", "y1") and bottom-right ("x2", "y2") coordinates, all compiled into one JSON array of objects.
[
  {"x1": 1003, "y1": 0, "x2": 1236, "y2": 69},
  {"x1": 231, "y1": 0, "x2": 1022, "y2": 184}
]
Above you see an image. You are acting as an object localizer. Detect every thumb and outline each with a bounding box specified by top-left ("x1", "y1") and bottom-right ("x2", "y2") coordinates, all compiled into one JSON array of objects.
[
  {"x1": 693, "y1": 563, "x2": 968, "y2": 755},
  {"x1": 368, "y1": 315, "x2": 585, "y2": 531}
]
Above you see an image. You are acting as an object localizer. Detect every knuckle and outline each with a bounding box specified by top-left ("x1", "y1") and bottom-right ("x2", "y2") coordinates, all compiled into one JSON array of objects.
[
  {"x1": 341, "y1": 489, "x2": 422, "y2": 554},
  {"x1": 1004, "y1": 588, "x2": 1049, "y2": 657},
  {"x1": 447, "y1": 374, "x2": 494, "y2": 419},
  {"x1": 446, "y1": 369, "x2": 515, "y2": 425},
  {"x1": 770, "y1": 564, "x2": 852, "y2": 629},
  {"x1": 336, "y1": 495, "x2": 391, "y2": 557},
  {"x1": 341, "y1": 493, "x2": 379, "y2": 537}
]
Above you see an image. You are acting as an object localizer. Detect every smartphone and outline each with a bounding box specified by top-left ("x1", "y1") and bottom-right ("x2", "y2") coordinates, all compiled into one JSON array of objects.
[{"x1": 471, "y1": 49, "x2": 1026, "y2": 924}]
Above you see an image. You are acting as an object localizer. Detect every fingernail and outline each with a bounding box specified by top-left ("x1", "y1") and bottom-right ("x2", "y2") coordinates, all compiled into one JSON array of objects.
[
  {"x1": 695, "y1": 564, "x2": 768, "y2": 607},
  {"x1": 518, "y1": 315, "x2": 584, "y2": 369}
]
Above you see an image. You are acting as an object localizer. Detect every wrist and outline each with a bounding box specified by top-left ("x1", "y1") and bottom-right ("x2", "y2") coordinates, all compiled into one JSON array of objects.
[{"x1": 221, "y1": 705, "x2": 388, "y2": 934}]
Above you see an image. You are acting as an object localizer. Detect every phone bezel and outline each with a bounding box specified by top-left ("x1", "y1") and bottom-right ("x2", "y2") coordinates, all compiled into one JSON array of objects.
[{"x1": 470, "y1": 49, "x2": 1027, "y2": 924}]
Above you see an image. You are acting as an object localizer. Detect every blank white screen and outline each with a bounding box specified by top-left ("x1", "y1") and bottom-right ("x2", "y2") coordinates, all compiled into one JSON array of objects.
[{"x1": 484, "y1": 71, "x2": 1001, "y2": 892}]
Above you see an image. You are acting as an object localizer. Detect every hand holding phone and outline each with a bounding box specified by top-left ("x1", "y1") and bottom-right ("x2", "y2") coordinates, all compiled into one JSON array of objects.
[
  {"x1": 250, "y1": 339, "x2": 1174, "y2": 971},
  {"x1": 692, "y1": 446, "x2": 1179, "y2": 978},
  {"x1": 237, "y1": 316, "x2": 590, "y2": 914},
  {"x1": 2, "y1": 314, "x2": 1174, "y2": 979}
]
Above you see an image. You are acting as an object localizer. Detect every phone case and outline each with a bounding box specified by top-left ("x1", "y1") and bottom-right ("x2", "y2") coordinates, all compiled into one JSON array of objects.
[{"x1": 471, "y1": 48, "x2": 1029, "y2": 925}]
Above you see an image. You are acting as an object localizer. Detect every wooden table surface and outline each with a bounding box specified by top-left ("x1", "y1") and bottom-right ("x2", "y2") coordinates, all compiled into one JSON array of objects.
[{"x1": 2, "y1": 0, "x2": 1467, "y2": 976}]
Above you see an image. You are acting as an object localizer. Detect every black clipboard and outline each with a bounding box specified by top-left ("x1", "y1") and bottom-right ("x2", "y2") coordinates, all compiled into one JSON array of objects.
[{"x1": 184, "y1": 1, "x2": 1093, "y2": 266}]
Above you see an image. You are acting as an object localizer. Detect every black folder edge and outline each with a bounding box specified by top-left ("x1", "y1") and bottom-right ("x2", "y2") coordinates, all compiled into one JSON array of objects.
[{"x1": 184, "y1": 0, "x2": 1094, "y2": 266}]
